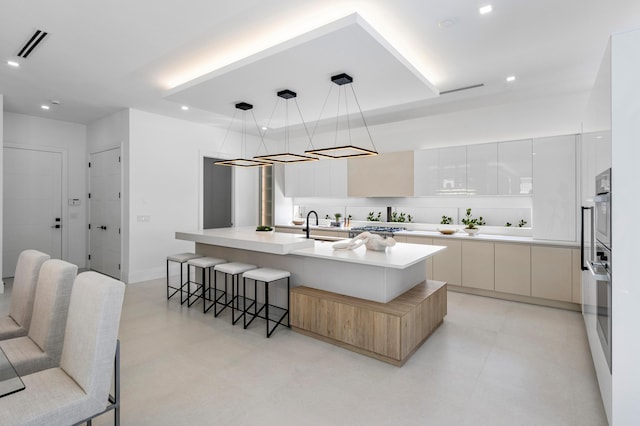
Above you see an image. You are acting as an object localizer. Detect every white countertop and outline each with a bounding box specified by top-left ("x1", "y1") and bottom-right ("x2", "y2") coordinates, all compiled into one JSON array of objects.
[
  {"x1": 177, "y1": 227, "x2": 445, "y2": 269},
  {"x1": 291, "y1": 240, "x2": 445, "y2": 269},
  {"x1": 395, "y1": 229, "x2": 579, "y2": 247},
  {"x1": 176, "y1": 227, "x2": 314, "y2": 255}
]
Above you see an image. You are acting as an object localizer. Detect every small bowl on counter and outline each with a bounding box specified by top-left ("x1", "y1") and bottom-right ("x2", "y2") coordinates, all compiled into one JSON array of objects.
[
  {"x1": 437, "y1": 228, "x2": 457, "y2": 235},
  {"x1": 292, "y1": 219, "x2": 305, "y2": 226}
]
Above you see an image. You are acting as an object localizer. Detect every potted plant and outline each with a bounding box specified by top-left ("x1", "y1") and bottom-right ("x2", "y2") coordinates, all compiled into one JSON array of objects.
[
  {"x1": 461, "y1": 208, "x2": 485, "y2": 236},
  {"x1": 333, "y1": 213, "x2": 343, "y2": 227}
]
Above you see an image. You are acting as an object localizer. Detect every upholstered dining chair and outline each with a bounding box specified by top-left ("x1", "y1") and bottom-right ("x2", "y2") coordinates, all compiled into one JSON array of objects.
[
  {"x1": 0, "y1": 259, "x2": 77, "y2": 376},
  {"x1": 0, "y1": 271, "x2": 126, "y2": 426},
  {"x1": 0, "y1": 250, "x2": 50, "y2": 340}
]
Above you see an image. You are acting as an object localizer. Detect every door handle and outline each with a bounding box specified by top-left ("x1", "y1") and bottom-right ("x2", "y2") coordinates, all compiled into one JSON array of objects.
[
  {"x1": 100, "y1": 225, "x2": 107, "y2": 230},
  {"x1": 52, "y1": 224, "x2": 61, "y2": 229}
]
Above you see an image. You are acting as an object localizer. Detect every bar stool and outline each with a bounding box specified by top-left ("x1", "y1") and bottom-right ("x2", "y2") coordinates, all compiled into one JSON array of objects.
[
  {"x1": 242, "y1": 268, "x2": 291, "y2": 338},
  {"x1": 185, "y1": 257, "x2": 227, "y2": 312},
  {"x1": 166, "y1": 253, "x2": 203, "y2": 302},
  {"x1": 213, "y1": 262, "x2": 256, "y2": 323}
]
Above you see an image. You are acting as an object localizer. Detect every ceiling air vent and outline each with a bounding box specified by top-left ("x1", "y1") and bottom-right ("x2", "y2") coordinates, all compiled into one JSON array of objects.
[
  {"x1": 440, "y1": 83, "x2": 485, "y2": 95},
  {"x1": 17, "y1": 29, "x2": 49, "y2": 58}
]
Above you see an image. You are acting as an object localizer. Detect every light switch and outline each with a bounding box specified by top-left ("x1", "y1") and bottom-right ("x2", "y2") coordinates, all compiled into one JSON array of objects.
[
  {"x1": 137, "y1": 215, "x2": 151, "y2": 222},
  {"x1": 68, "y1": 198, "x2": 81, "y2": 206}
]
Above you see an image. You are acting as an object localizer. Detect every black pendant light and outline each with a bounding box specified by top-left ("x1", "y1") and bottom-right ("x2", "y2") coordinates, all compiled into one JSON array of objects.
[
  {"x1": 305, "y1": 73, "x2": 378, "y2": 159},
  {"x1": 254, "y1": 89, "x2": 318, "y2": 164},
  {"x1": 215, "y1": 102, "x2": 272, "y2": 168}
]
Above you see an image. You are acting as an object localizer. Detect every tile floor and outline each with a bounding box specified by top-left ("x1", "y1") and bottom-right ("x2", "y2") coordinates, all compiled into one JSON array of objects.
[{"x1": 1, "y1": 278, "x2": 607, "y2": 426}]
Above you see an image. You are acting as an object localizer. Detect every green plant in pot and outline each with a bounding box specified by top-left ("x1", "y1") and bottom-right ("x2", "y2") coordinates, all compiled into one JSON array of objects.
[
  {"x1": 333, "y1": 213, "x2": 343, "y2": 227},
  {"x1": 441, "y1": 215, "x2": 453, "y2": 225},
  {"x1": 461, "y1": 208, "x2": 484, "y2": 236}
]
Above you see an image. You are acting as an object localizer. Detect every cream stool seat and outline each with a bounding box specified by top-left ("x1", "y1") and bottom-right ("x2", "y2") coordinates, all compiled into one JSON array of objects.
[
  {"x1": 242, "y1": 268, "x2": 291, "y2": 338},
  {"x1": 213, "y1": 262, "x2": 256, "y2": 323},
  {"x1": 185, "y1": 257, "x2": 227, "y2": 312},
  {"x1": 166, "y1": 253, "x2": 203, "y2": 302}
]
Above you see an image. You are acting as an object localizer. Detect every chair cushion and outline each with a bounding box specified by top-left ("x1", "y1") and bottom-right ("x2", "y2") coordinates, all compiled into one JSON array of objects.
[
  {"x1": 28, "y1": 260, "x2": 77, "y2": 366},
  {"x1": 167, "y1": 253, "x2": 203, "y2": 263},
  {"x1": 60, "y1": 272, "x2": 125, "y2": 399},
  {"x1": 0, "y1": 336, "x2": 51, "y2": 376},
  {"x1": 9, "y1": 250, "x2": 50, "y2": 332},
  {"x1": 0, "y1": 315, "x2": 27, "y2": 340},
  {"x1": 187, "y1": 257, "x2": 227, "y2": 268},
  {"x1": 214, "y1": 262, "x2": 256, "y2": 275},
  {"x1": 243, "y1": 268, "x2": 291, "y2": 282},
  {"x1": 0, "y1": 367, "x2": 102, "y2": 426}
]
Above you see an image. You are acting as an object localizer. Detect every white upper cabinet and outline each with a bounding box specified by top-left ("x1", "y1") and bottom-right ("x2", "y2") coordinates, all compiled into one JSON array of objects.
[
  {"x1": 532, "y1": 135, "x2": 576, "y2": 241},
  {"x1": 413, "y1": 148, "x2": 439, "y2": 196},
  {"x1": 466, "y1": 143, "x2": 498, "y2": 195},
  {"x1": 314, "y1": 158, "x2": 348, "y2": 198},
  {"x1": 498, "y1": 139, "x2": 533, "y2": 195},
  {"x1": 283, "y1": 162, "x2": 314, "y2": 197},
  {"x1": 284, "y1": 159, "x2": 347, "y2": 198},
  {"x1": 438, "y1": 146, "x2": 467, "y2": 195}
]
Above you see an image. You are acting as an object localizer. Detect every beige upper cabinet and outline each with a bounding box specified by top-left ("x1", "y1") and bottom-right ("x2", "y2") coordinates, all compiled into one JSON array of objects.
[
  {"x1": 348, "y1": 151, "x2": 414, "y2": 197},
  {"x1": 497, "y1": 139, "x2": 533, "y2": 195}
]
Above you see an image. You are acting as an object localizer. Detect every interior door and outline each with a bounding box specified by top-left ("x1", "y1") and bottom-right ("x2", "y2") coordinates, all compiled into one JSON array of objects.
[
  {"x1": 89, "y1": 148, "x2": 121, "y2": 278},
  {"x1": 203, "y1": 157, "x2": 232, "y2": 229},
  {"x1": 2, "y1": 147, "x2": 62, "y2": 277}
]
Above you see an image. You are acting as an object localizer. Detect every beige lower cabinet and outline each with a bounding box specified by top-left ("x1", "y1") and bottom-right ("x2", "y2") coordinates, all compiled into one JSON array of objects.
[
  {"x1": 462, "y1": 241, "x2": 495, "y2": 290},
  {"x1": 312, "y1": 229, "x2": 349, "y2": 238},
  {"x1": 401, "y1": 236, "x2": 434, "y2": 280},
  {"x1": 431, "y1": 238, "x2": 461, "y2": 286},
  {"x1": 531, "y1": 246, "x2": 573, "y2": 302},
  {"x1": 494, "y1": 243, "x2": 531, "y2": 296},
  {"x1": 571, "y1": 248, "x2": 581, "y2": 304}
]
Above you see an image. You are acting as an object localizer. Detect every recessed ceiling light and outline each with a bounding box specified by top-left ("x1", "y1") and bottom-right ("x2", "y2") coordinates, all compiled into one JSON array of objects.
[
  {"x1": 181, "y1": 105, "x2": 189, "y2": 111},
  {"x1": 479, "y1": 5, "x2": 493, "y2": 15},
  {"x1": 506, "y1": 75, "x2": 516, "y2": 82},
  {"x1": 41, "y1": 105, "x2": 50, "y2": 110},
  {"x1": 7, "y1": 60, "x2": 20, "y2": 67},
  {"x1": 438, "y1": 18, "x2": 457, "y2": 29}
]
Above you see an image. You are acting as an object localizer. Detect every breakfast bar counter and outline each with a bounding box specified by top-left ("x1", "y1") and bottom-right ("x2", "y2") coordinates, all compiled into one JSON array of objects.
[
  {"x1": 176, "y1": 227, "x2": 445, "y2": 303},
  {"x1": 176, "y1": 227, "x2": 448, "y2": 365}
]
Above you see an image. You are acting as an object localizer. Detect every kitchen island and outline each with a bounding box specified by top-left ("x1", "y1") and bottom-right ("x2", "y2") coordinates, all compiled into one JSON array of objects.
[{"x1": 176, "y1": 227, "x2": 447, "y2": 365}]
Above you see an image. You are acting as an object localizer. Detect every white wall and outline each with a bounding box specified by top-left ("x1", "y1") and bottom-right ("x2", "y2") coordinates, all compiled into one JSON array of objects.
[
  {"x1": 3, "y1": 112, "x2": 88, "y2": 268},
  {"x1": 0, "y1": 95, "x2": 3, "y2": 289},
  {"x1": 611, "y1": 27, "x2": 640, "y2": 425},
  {"x1": 126, "y1": 109, "x2": 255, "y2": 283}
]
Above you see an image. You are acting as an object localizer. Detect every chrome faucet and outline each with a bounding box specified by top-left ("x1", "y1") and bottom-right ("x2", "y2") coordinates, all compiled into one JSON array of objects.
[{"x1": 305, "y1": 210, "x2": 318, "y2": 239}]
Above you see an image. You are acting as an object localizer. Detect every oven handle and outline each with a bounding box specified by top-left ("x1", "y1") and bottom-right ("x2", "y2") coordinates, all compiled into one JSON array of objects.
[{"x1": 581, "y1": 206, "x2": 594, "y2": 271}]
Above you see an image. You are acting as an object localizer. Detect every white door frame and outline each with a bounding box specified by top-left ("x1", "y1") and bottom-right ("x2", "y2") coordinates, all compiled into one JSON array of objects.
[
  {"x1": 3, "y1": 142, "x2": 69, "y2": 262},
  {"x1": 88, "y1": 146, "x2": 123, "y2": 279}
]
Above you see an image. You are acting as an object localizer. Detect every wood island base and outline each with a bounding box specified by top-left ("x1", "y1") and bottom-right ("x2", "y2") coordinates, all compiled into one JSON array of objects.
[{"x1": 290, "y1": 280, "x2": 447, "y2": 366}]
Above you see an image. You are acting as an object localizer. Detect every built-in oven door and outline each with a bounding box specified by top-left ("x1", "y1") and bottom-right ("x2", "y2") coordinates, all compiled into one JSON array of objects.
[{"x1": 592, "y1": 244, "x2": 612, "y2": 372}]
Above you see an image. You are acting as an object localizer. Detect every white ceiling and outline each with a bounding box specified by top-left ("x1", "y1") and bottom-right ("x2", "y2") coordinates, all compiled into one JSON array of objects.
[{"x1": 1, "y1": 0, "x2": 640, "y2": 128}]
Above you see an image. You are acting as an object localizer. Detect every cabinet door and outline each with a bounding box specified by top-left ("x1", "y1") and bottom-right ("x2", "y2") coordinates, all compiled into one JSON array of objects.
[
  {"x1": 498, "y1": 139, "x2": 532, "y2": 195},
  {"x1": 431, "y1": 238, "x2": 461, "y2": 286},
  {"x1": 466, "y1": 143, "x2": 498, "y2": 195},
  {"x1": 532, "y1": 135, "x2": 576, "y2": 241},
  {"x1": 414, "y1": 148, "x2": 439, "y2": 196},
  {"x1": 284, "y1": 162, "x2": 314, "y2": 197},
  {"x1": 313, "y1": 159, "x2": 347, "y2": 198},
  {"x1": 531, "y1": 246, "x2": 572, "y2": 302},
  {"x1": 495, "y1": 243, "x2": 531, "y2": 296},
  {"x1": 348, "y1": 151, "x2": 414, "y2": 197},
  {"x1": 403, "y1": 236, "x2": 434, "y2": 280},
  {"x1": 462, "y1": 241, "x2": 495, "y2": 290},
  {"x1": 438, "y1": 146, "x2": 466, "y2": 195}
]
